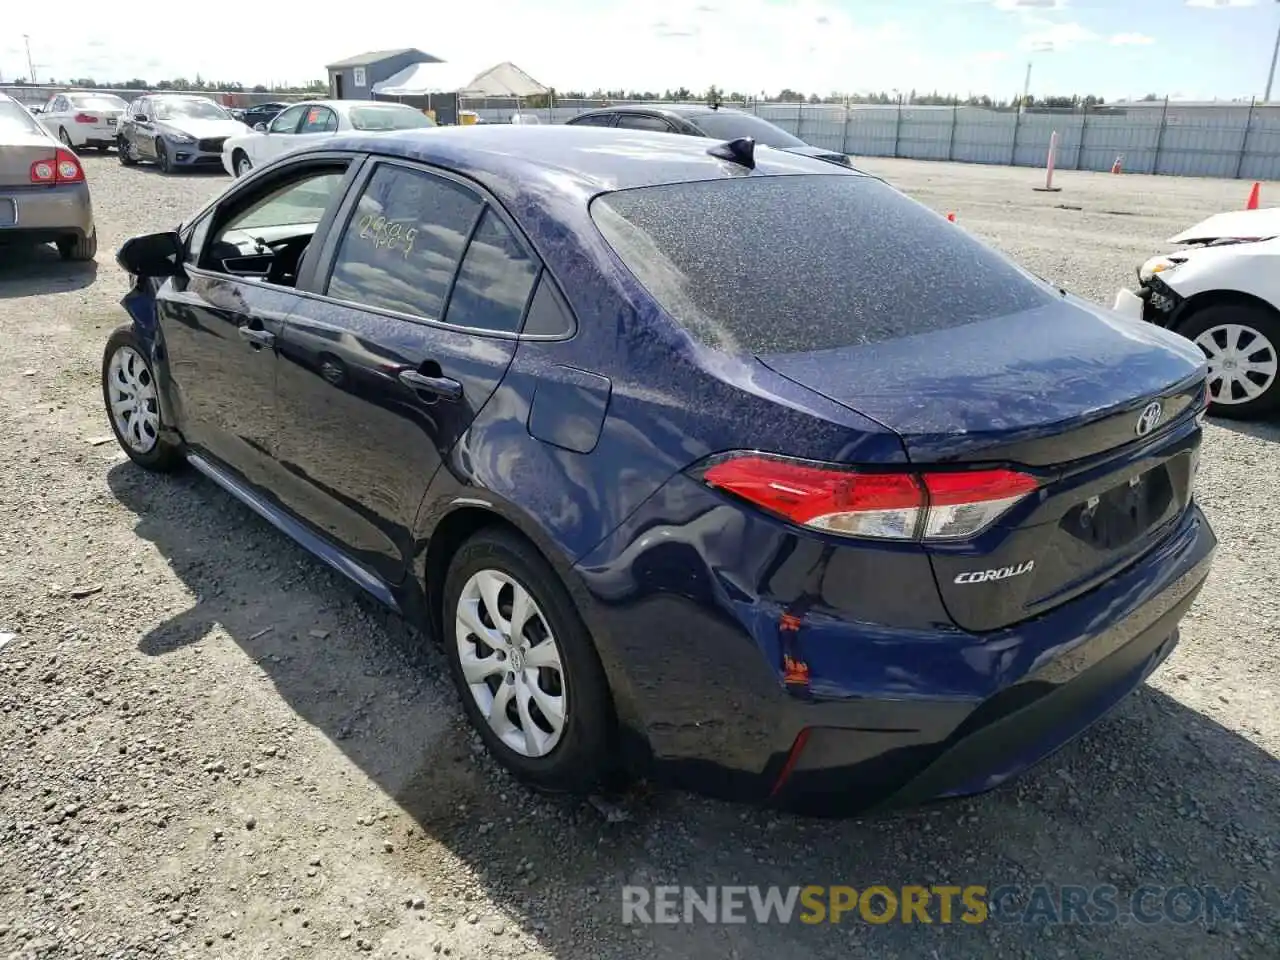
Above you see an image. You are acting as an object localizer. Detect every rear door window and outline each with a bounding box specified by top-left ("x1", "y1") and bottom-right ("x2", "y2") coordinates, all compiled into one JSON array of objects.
[
  {"x1": 591, "y1": 175, "x2": 1054, "y2": 355},
  {"x1": 569, "y1": 113, "x2": 616, "y2": 127},
  {"x1": 615, "y1": 114, "x2": 674, "y2": 132},
  {"x1": 325, "y1": 163, "x2": 482, "y2": 320},
  {"x1": 443, "y1": 207, "x2": 540, "y2": 334}
]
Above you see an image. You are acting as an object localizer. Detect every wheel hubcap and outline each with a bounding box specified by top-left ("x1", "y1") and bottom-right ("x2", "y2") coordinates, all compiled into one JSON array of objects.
[
  {"x1": 455, "y1": 569, "x2": 566, "y2": 758},
  {"x1": 106, "y1": 346, "x2": 160, "y2": 454},
  {"x1": 237, "y1": 158, "x2": 251, "y2": 176},
  {"x1": 1195, "y1": 323, "x2": 1278, "y2": 406}
]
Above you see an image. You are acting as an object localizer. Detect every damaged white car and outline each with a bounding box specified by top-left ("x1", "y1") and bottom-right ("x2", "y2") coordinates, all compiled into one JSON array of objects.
[{"x1": 1114, "y1": 208, "x2": 1280, "y2": 419}]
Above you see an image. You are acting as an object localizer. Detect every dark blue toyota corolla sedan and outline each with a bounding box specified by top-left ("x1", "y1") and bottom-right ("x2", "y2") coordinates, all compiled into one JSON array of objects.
[{"x1": 103, "y1": 125, "x2": 1216, "y2": 814}]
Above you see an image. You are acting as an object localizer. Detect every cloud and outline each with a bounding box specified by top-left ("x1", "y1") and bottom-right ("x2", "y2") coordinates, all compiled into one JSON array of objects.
[
  {"x1": 1109, "y1": 33, "x2": 1156, "y2": 45},
  {"x1": 1186, "y1": 0, "x2": 1257, "y2": 7},
  {"x1": 994, "y1": 0, "x2": 1067, "y2": 9},
  {"x1": 1019, "y1": 21, "x2": 1097, "y2": 50}
]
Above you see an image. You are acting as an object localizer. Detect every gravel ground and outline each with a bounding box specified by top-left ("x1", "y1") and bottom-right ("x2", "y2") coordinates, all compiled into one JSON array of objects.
[{"x1": 1, "y1": 155, "x2": 1277, "y2": 960}]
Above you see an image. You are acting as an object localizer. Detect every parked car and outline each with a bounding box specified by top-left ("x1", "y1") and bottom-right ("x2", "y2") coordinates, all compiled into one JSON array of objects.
[
  {"x1": 230, "y1": 101, "x2": 290, "y2": 128},
  {"x1": 37, "y1": 91, "x2": 129, "y2": 151},
  {"x1": 103, "y1": 125, "x2": 1216, "y2": 814},
  {"x1": 25, "y1": 104, "x2": 44, "y2": 115},
  {"x1": 117, "y1": 94, "x2": 249, "y2": 173},
  {"x1": 221, "y1": 100, "x2": 436, "y2": 177},
  {"x1": 566, "y1": 102, "x2": 854, "y2": 167},
  {"x1": 1113, "y1": 208, "x2": 1280, "y2": 420},
  {"x1": 0, "y1": 94, "x2": 97, "y2": 260}
]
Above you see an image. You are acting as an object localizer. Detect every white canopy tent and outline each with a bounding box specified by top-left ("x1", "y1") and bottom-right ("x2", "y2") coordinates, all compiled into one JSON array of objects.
[
  {"x1": 371, "y1": 62, "x2": 480, "y2": 97},
  {"x1": 372, "y1": 60, "x2": 548, "y2": 99}
]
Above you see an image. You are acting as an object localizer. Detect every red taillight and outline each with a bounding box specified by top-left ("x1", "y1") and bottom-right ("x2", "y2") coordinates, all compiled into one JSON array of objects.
[
  {"x1": 31, "y1": 149, "x2": 84, "y2": 185},
  {"x1": 699, "y1": 453, "x2": 1039, "y2": 542},
  {"x1": 74, "y1": 113, "x2": 98, "y2": 124}
]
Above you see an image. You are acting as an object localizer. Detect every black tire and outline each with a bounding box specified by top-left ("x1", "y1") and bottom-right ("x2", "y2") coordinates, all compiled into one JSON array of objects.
[
  {"x1": 118, "y1": 137, "x2": 137, "y2": 166},
  {"x1": 58, "y1": 127, "x2": 73, "y2": 148},
  {"x1": 233, "y1": 150, "x2": 252, "y2": 178},
  {"x1": 442, "y1": 528, "x2": 616, "y2": 794},
  {"x1": 56, "y1": 228, "x2": 97, "y2": 262},
  {"x1": 1177, "y1": 302, "x2": 1280, "y2": 420},
  {"x1": 155, "y1": 138, "x2": 172, "y2": 174},
  {"x1": 101, "y1": 325, "x2": 185, "y2": 472}
]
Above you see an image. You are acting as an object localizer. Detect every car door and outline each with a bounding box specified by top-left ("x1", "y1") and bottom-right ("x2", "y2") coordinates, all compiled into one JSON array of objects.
[
  {"x1": 129, "y1": 98, "x2": 157, "y2": 158},
  {"x1": 39, "y1": 96, "x2": 67, "y2": 140},
  {"x1": 291, "y1": 105, "x2": 339, "y2": 152},
  {"x1": 253, "y1": 103, "x2": 308, "y2": 165},
  {"x1": 154, "y1": 154, "x2": 359, "y2": 491},
  {"x1": 273, "y1": 158, "x2": 540, "y2": 583}
]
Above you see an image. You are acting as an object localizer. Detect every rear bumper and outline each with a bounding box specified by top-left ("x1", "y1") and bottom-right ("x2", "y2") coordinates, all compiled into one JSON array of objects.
[
  {"x1": 0, "y1": 182, "x2": 94, "y2": 244},
  {"x1": 575, "y1": 492, "x2": 1216, "y2": 815}
]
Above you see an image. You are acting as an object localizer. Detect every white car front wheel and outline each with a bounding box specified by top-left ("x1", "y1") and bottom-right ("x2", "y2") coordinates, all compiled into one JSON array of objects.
[
  {"x1": 234, "y1": 152, "x2": 252, "y2": 177},
  {"x1": 1181, "y1": 303, "x2": 1280, "y2": 420}
]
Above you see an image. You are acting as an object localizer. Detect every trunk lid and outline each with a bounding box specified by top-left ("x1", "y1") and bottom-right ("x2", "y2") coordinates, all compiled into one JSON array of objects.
[
  {"x1": 759, "y1": 296, "x2": 1207, "y2": 632},
  {"x1": 0, "y1": 132, "x2": 57, "y2": 188}
]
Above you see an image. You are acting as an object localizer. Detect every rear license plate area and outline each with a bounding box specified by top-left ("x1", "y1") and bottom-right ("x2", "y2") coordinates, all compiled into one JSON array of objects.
[
  {"x1": 0, "y1": 198, "x2": 15, "y2": 227},
  {"x1": 107, "y1": 119, "x2": 116, "y2": 126},
  {"x1": 1063, "y1": 466, "x2": 1175, "y2": 552}
]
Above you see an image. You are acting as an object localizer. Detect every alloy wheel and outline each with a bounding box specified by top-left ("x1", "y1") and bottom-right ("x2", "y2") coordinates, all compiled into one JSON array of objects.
[
  {"x1": 1195, "y1": 322, "x2": 1279, "y2": 406},
  {"x1": 236, "y1": 155, "x2": 252, "y2": 177},
  {"x1": 106, "y1": 345, "x2": 160, "y2": 454},
  {"x1": 455, "y1": 569, "x2": 567, "y2": 758}
]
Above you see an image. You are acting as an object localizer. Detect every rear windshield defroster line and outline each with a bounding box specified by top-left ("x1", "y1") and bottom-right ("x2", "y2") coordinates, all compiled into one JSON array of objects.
[{"x1": 591, "y1": 175, "x2": 1054, "y2": 356}]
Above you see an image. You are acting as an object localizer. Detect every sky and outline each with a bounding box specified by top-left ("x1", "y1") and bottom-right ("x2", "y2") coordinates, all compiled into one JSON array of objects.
[{"x1": 2, "y1": 0, "x2": 1279, "y2": 102}]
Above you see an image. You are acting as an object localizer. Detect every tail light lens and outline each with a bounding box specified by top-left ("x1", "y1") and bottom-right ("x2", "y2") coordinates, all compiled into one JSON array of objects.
[
  {"x1": 698, "y1": 453, "x2": 1040, "y2": 542},
  {"x1": 30, "y1": 149, "x2": 84, "y2": 184},
  {"x1": 74, "y1": 113, "x2": 99, "y2": 124}
]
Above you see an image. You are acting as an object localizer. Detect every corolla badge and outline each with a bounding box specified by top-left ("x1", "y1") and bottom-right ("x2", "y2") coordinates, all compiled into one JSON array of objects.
[
  {"x1": 1135, "y1": 400, "x2": 1163, "y2": 437},
  {"x1": 954, "y1": 561, "x2": 1035, "y2": 585}
]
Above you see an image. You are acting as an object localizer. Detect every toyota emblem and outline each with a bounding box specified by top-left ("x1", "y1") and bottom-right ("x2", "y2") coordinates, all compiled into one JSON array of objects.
[{"x1": 1135, "y1": 400, "x2": 1163, "y2": 437}]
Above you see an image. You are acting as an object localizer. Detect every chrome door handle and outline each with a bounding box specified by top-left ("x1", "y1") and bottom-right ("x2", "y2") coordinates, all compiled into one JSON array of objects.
[
  {"x1": 239, "y1": 326, "x2": 275, "y2": 347},
  {"x1": 398, "y1": 370, "x2": 463, "y2": 402}
]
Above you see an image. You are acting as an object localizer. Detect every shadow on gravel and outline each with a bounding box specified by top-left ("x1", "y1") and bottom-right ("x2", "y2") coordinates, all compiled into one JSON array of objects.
[
  {"x1": 0, "y1": 245, "x2": 98, "y2": 298},
  {"x1": 1207, "y1": 415, "x2": 1280, "y2": 444},
  {"x1": 107, "y1": 461, "x2": 1279, "y2": 960}
]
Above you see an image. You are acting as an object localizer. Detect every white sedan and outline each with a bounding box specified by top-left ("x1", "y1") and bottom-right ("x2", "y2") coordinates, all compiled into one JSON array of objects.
[
  {"x1": 221, "y1": 100, "x2": 437, "y2": 177},
  {"x1": 37, "y1": 91, "x2": 129, "y2": 152},
  {"x1": 1113, "y1": 208, "x2": 1280, "y2": 420}
]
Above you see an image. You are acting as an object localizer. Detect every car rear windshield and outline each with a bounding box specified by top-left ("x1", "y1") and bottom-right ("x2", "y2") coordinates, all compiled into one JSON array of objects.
[
  {"x1": 349, "y1": 105, "x2": 435, "y2": 131},
  {"x1": 688, "y1": 112, "x2": 805, "y2": 148},
  {"x1": 70, "y1": 95, "x2": 127, "y2": 111},
  {"x1": 591, "y1": 175, "x2": 1054, "y2": 355},
  {"x1": 0, "y1": 101, "x2": 42, "y2": 136}
]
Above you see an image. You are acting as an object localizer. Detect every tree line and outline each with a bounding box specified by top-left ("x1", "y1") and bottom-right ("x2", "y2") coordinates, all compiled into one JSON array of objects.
[{"x1": 4, "y1": 75, "x2": 1131, "y2": 108}]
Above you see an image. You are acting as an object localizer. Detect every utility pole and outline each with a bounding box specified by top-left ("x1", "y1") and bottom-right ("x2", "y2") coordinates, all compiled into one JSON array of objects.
[
  {"x1": 23, "y1": 34, "x2": 37, "y2": 84},
  {"x1": 1021, "y1": 60, "x2": 1033, "y2": 113},
  {"x1": 1266, "y1": 0, "x2": 1280, "y2": 102}
]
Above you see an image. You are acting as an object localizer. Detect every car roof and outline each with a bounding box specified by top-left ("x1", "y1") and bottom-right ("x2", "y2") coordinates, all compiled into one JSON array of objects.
[
  {"x1": 320, "y1": 124, "x2": 858, "y2": 199},
  {"x1": 576, "y1": 103, "x2": 737, "y2": 120}
]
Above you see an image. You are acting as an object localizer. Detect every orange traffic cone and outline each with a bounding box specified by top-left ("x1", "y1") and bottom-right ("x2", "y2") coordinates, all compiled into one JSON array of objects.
[
  {"x1": 946, "y1": 212, "x2": 956, "y2": 222},
  {"x1": 1246, "y1": 181, "x2": 1261, "y2": 210}
]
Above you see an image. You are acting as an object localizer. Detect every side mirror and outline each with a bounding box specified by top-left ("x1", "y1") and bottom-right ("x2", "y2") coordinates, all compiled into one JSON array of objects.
[
  {"x1": 254, "y1": 122, "x2": 268, "y2": 132},
  {"x1": 117, "y1": 231, "x2": 184, "y2": 278}
]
